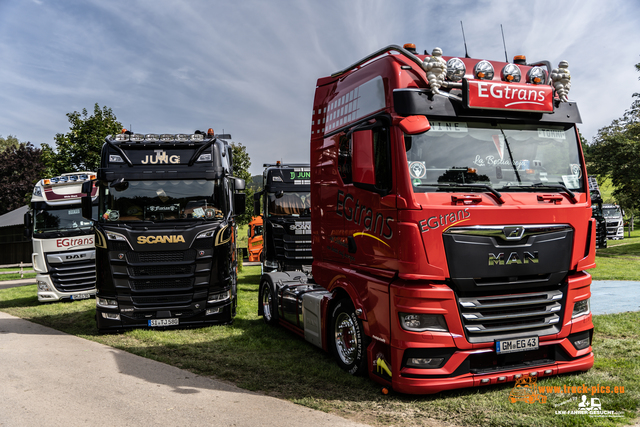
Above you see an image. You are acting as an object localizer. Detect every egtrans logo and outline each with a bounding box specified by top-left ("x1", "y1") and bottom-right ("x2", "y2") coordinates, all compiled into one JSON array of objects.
[
  {"x1": 137, "y1": 235, "x2": 186, "y2": 244},
  {"x1": 466, "y1": 80, "x2": 554, "y2": 112},
  {"x1": 56, "y1": 237, "x2": 94, "y2": 248}
]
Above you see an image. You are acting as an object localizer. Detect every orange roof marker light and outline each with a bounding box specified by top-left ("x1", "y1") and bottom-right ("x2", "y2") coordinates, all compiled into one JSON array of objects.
[
  {"x1": 513, "y1": 55, "x2": 527, "y2": 65},
  {"x1": 403, "y1": 43, "x2": 417, "y2": 54},
  {"x1": 207, "y1": 128, "x2": 215, "y2": 137}
]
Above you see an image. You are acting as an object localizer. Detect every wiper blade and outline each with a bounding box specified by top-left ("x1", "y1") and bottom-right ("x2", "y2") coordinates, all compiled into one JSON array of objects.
[
  {"x1": 502, "y1": 183, "x2": 577, "y2": 203},
  {"x1": 417, "y1": 183, "x2": 504, "y2": 204}
]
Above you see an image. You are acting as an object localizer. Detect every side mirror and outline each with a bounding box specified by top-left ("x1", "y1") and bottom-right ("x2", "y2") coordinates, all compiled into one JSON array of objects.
[
  {"x1": 399, "y1": 115, "x2": 431, "y2": 135},
  {"x1": 235, "y1": 177, "x2": 246, "y2": 191},
  {"x1": 81, "y1": 180, "x2": 96, "y2": 221},
  {"x1": 253, "y1": 191, "x2": 262, "y2": 216},
  {"x1": 23, "y1": 211, "x2": 32, "y2": 238},
  {"x1": 352, "y1": 129, "x2": 376, "y2": 186},
  {"x1": 234, "y1": 193, "x2": 246, "y2": 216}
]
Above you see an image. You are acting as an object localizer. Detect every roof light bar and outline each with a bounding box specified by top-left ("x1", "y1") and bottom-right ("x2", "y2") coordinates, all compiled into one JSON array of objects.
[{"x1": 527, "y1": 66, "x2": 546, "y2": 85}]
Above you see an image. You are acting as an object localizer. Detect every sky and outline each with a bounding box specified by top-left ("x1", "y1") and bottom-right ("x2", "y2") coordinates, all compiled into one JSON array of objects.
[{"x1": 1, "y1": 0, "x2": 640, "y2": 176}]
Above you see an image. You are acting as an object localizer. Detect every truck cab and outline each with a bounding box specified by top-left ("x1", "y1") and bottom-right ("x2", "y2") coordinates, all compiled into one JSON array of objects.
[
  {"x1": 253, "y1": 163, "x2": 312, "y2": 273},
  {"x1": 83, "y1": 129, "x2": 245, "y2": 332},
  {"x1": 25, "y1": 172, "x2": 97, "y2": 302},
  {"x1": 603, "y1": 204, "x2": 624, "y2": 240},
  {"x1": 259, "y1": 44, "x2": 595, "y2": 394}
]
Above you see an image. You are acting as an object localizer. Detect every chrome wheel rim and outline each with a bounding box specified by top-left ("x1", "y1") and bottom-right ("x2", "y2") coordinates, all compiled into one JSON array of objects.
[
  {"x1": 334, "y1": 312, "x2": 357, "y2": 365},
  {"x1": 262, "y1": 285, "x2": 272, "y2": 321}
]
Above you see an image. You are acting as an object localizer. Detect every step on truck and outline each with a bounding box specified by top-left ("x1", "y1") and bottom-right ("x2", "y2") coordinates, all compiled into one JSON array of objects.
[
  {"x1": 258, "y1": 44, "x2": 595, "y2": 394},
  {"x1": 24, "y1": 172, "x2": 98, "y2": 302},
  {"x1": 81, "y1": 129, "x2": 246, "y2": 332},
  {"x1": 253, "y1": 163, "x2": 312, "y2": 273}
]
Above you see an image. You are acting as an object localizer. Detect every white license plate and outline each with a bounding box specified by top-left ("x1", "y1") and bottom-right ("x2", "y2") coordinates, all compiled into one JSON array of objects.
[
  {"x1": 148, "y1": 318, "x2": 179, "y2": 327},
  {"x1": 71, "y1": 293, "x2": 91, "y2": 301},
  {"x1": 496, "y1": 336, "x2": 538, "y2": 354}
]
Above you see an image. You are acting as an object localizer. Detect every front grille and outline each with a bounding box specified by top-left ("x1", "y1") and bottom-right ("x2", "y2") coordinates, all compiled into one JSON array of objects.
[
  {"x1": 131, "y1": 294, "x2": 193, "y2": 305},
  {"x1": 128, "y1": 265, "x2": 195, "y2": 277},
  {"x1": 283, "y1": 234, "x2": 312, "y2": 260},
  {"x1": 458, "y1": 290, "x2": 563, "y2": 343},
  {"x1": 49, "y1": 260, "x2": 96, "y2": 293},
  {"x1": 130, "y1": 278, "x2": 193, "y2": 290},
  {"x1": 127, "y1": 250, "x2": 196, "y2": 263}
]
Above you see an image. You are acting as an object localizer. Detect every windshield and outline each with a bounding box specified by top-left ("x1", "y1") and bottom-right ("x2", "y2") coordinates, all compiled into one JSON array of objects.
[
  {"x1": 405, "y1": 121, "x2": 584, "y2": 193},
  {"x1": 34, "y1": 205, "x2": 93, "y2": 235},
  {"x1": 267, "y1": 192, "x2": 310, "y2": 217},
  {"x1": 100, "y1": 179, "x2": 226, "y2": 222},
  {"x1": 603, "y1": 208, "x2": 622, "y2": 218}
]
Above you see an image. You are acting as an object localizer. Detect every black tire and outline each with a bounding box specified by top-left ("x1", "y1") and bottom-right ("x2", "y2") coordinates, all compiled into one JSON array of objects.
[
  {"x1": 330, "y1": 299, "x2": 368, "y2": 376},
  {"x1": 260, "y1": 278, "x2": 279, "y2": 325}
]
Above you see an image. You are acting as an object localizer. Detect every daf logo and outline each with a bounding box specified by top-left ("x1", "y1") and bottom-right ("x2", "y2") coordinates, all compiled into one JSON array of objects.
[
  {"x1": 65, "y1": 254, "x2": 86, "y2": 260},
  {"x1": 503, "y1": 226, "x2": 525, "y2": 241}
]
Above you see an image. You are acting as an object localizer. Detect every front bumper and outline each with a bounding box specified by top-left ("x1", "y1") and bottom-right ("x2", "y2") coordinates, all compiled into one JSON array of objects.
[{"x1": 36, "y1": 274, "x2": 96, "y2": 302}]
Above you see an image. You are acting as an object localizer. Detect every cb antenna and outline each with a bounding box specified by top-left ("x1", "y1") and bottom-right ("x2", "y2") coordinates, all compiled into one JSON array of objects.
[
  {"x1": 460, "y1": 21, "x2": 470, "y2": 58},
  {"x1": 500, "y1": 24, "x2": 509, "y2": 63}
]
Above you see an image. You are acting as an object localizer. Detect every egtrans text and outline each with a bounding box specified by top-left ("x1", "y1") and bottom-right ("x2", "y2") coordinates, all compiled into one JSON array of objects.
[
  {"x1": 336, "y1": 191, "x2": 393, "y2": 240},
  {"x1": 419, "y1": 209, "x2": 470, "y2": 233}
]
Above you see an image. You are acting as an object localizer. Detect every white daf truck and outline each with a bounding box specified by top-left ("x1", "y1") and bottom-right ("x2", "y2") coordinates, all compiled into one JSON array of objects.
[{"x1": 24, "y1": 172, "x2": 97, "y2": 302}]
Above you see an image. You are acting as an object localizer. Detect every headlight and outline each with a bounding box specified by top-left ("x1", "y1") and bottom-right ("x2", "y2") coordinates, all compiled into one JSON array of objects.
[
  {"x1": 406, "y1": 357, "x2": 445, "y2": 369},
  {"x1": 96, "y1": 297, "x2": 118, "y2": 309},
  {"x1": 208, "y1": 289, "x2": 231, "y2": 303},
  {"x1": 196, "y1": 229, "x2": 216, "y2": 239},
  {"x1": 109, "y1": 155, "x2": 124, "y2": 163},
  {"x1": 474, "y1": 61, "x2": 494, "y2": 80},
  {"x1": 572, "y1": 298, "x2": 590, "y2": 318},
  {"x1": 446, "y1": 58, "x2": 466, "y2": 82},
  {"x1": 33, "y1": 186, "x2": 43, "y2": 197},
  {"x1": 527, "y1": 66, "x2": 546, "y2": 84},
  {"x1": 37, "y1": 281, "x2": 51, "y2": 292},
  {"x1": 399, "y1": 313, "x2": 448, "y2": 332},
  {"x1": 501, "y1": 64, "x2": 521, "y2": 82},
  {"x1": 106, "y1": 231, "x2": 127, "y2": 241}
]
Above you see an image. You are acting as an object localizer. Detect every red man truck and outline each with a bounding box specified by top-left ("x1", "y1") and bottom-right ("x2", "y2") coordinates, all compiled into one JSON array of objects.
[{"x1": 258, "y1": 44, "x2": 594, "y2": 394}]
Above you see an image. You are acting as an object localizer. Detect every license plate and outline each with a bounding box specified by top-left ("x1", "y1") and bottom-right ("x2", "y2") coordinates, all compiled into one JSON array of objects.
[
  {"x1": 71, "y1": 293, "x2": 91, "y2": 301},
  {"x1": 496, "y1": 336, "x2": 538, "y2": 354},
  {"x1": 148, "y1": 318, "x2": 179, "y2": 327}
]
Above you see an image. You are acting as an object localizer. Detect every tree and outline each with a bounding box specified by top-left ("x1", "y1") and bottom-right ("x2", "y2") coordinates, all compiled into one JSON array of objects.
[
  {"x1": 42, "y1": 103, "x2": 122, "y2": 176},
  {"x1": 0, "y1": 142, "x2": 44, "y2": 214},
  {"x1": 588, "y1": 61, "x2": 640, "y2": 212},
  {"x1": 230, "y1": 142, "x2": 254, "y2": 226},
  {"x1": 0, "y1": 135, "x2": 19, "y2": 152}
]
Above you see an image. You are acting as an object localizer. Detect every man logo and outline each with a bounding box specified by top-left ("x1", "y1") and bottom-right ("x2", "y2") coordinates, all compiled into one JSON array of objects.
[
  {"x1": 489, "y1": 251, "x2": 539, "y2": 266},
  {"x1": 503, "y1": 226, "x2": 525, "y2": 240}
]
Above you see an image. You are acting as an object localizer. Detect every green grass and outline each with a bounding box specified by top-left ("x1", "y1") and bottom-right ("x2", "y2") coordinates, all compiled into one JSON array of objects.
[
  {"x1": 0, "y1": 266, "x2": 638, "y2": 427},
  {"x1": 593, "y1": 229, "x2": 640, "y2": 281}
]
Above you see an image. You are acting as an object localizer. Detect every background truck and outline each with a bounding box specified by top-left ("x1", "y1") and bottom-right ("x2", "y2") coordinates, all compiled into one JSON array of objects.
[
  {"x1": 82, "y1": 129, "x2": 245, "y2": 332},
  {"x1": 253, "y1": 163, "x2": 312, "y2": 273},
  {"x1": 602, "y1": 204, "x2": 624, "y2": 240},
  {"x1": 24, "y1": 172, "x2": 97, "y2": 302},
  {"x1": 247, "y1": 216, "x2": 263, "y2": 262},
  {"x1": 588, "y1": 177, "x2": 607, "y2": 248},
  {"x1": 258, "y1": 44, "x2": 595, "y2": 394}
]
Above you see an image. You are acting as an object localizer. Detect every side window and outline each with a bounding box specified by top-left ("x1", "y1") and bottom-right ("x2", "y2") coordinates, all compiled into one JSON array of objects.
[
  {"x1": 373, "y1": 127, "x2": 391, "y2": 192},
  {"x1": 338, "y1": 134, "x2": 352, "y2": 184}
]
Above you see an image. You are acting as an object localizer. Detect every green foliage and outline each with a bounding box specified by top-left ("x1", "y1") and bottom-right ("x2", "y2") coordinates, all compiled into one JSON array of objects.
[
  {"x1": 0, "y1": 135, "x2": 20, "y2": 152},
  {"x1": 230, "y1": 142, "x2": 254, "y2": 226},
  {"x1": 0, "y1": 142, "x2": 44, "y2": 214},
  {"x1": 43, "y1": 103, "x2": 122, "y2": 176},
  {"x1": 588, "y1": 61, "x2": 640, "y2": 213}
]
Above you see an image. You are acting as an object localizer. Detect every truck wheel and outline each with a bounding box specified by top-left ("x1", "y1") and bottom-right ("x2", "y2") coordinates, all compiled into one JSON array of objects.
[
  {"x1": 260, "y1": 278, "x2": 279, "y2": 325},
  {"x1": 331, "y1": 299, "x2": 368, "y2": 376}
]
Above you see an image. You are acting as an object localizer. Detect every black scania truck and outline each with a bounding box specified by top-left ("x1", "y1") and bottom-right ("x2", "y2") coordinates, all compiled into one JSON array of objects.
[
  {"x1": 82, "y1": 129, "x2": 245, "y2": 332},
  {"x1": 253, "y1": 163, "x2": 312, "y2": 273}
]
